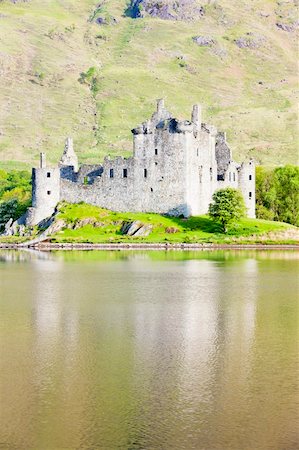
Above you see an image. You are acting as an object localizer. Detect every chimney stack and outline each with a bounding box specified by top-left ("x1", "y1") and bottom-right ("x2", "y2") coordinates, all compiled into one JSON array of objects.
[
  {"x1": 40, "y1": 152, "x2": 46, "y2": 169},
  {"x1": 192, "y1": 104, "x2": 202, "y2": 127}
]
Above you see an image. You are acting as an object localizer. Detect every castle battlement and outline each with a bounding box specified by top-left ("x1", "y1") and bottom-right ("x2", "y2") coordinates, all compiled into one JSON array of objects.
[{"x1": 27, "y1": 100, "x2": 255, "y2": 225}]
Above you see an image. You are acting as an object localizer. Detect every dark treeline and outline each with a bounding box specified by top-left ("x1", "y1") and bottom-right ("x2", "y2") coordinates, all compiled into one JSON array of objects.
[{"x1": 0, "y1": 165, "x2": 298, "y2": 229}]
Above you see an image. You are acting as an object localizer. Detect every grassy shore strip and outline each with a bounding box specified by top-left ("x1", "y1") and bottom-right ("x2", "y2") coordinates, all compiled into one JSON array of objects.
[
  {"x1": 47, "y1": 203, "x2": 299, "y2": 245},
  {"x1": 0, "y1": 203, "x2": 298, "y2": 246}
]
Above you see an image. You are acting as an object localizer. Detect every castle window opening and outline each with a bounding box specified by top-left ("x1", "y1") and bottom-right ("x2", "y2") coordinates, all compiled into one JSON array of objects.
[
  {"x1": 199, "y1": 167, "x2": 202, "y2": 183},
  {"x1": 110, "y1": 169, "x2": 114, "y2": 178},
  {"x1": 47, "y1": 191, "x2": 51, "y2": 195},
  {"x1": 123, "y1": 168, "x2": 128, "y2": 178},
  {"x1": 233, "y1": 172, "x2": 235, "y2": 181},
  {"x1": 249, "y1": 192, "x2": 252, "y2": 199},
  {"x1": 249, "y1": 174, "x2": 252, "y2": 180},
  {"x1": 155, "y1": 162, "x2": 158, "y2": 166},
  {"x1": 47, "y1": 172, "x2": 51, "y2": 178},
  {"x1": 151, "y1": 188, "x2": 153, "y2": 192},
  {"x1": 144, "y1": 169, "x2": 147, "y2": 178},
  {"x1": 155, "y1": 149, "x2": 158, "y2": 156}
]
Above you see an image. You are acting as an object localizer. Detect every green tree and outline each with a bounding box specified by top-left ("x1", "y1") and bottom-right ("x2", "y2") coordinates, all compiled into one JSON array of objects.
[
  {"x1": 209, "y1": 188, "x2": 246, "y2": 233},
  {"x1": 255, "y1": 166, "x2": 276, "y2": 220},
  {"x1": 274, "y1": 165, "x2": 299, "y2": 226},
  {"x1": 255, "y1": 165, "x2": 299, "y2": 226}
]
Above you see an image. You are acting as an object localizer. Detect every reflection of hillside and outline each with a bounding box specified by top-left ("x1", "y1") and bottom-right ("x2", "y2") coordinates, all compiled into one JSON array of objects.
[{"x1": 0, "y1": 252, "x2": 297, "y2": 448}]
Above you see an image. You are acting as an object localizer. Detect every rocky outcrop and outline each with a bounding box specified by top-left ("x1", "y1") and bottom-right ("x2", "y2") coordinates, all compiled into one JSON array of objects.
[
  {"x1": 235, "y1": 33, "x2": 265, "y2": 49},
  {"x1": 192, "y1": 35, "x2": 215, "y2": 46},
  {"x1": 121, "y1": 221, "x2": 153, "y2": 236},
  {"x1": 276, "y1": 21, "x2": 297, "y2": 32},
  {"x1": 127, "y1": 0, "x2": 205, "y2": 21}
]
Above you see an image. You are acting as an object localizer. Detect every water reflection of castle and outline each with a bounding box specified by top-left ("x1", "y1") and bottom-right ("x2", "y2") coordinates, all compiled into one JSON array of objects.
[{"x1": 2, "y1": 252, "x2": 296, "y2": 448}]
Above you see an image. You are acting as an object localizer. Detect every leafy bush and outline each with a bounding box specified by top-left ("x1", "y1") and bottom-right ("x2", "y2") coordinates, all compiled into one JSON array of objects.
[{"x1": 209, "y1": 188, "x2": 246, "y2": 233}]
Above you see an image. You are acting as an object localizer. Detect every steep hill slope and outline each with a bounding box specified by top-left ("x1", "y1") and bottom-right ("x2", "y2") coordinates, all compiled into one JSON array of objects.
[{"x1": 0, "y1": 0, "x2": 297, "y2": 170}]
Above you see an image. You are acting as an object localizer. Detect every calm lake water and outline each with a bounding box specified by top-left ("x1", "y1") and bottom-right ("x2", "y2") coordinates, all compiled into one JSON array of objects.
[{"x1": 0, "y1": 249, "x2": 298, "y2": 450}]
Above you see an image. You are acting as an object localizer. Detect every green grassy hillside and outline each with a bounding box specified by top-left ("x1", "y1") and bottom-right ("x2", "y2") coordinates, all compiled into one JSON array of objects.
[{"x1": 0, "y1": 0, "x2": 297, "y2": 170}]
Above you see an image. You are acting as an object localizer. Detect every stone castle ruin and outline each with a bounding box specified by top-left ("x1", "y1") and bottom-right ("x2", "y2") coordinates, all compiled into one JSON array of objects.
[{"x1": 26, "y1": 100, "x2": 255, "y2": 225}]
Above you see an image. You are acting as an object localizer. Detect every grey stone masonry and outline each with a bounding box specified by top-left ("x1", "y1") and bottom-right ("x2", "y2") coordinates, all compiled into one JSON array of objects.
[{"x1": 26, "y1": 100, "x2": 255, "y2": 225}]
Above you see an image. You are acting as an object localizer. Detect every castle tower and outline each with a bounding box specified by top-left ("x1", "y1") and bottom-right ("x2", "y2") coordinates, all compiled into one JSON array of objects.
[
  {"x1": 238, "y1": 160, "x2": 256, "y2": 218},
  {"x1": 30, "y1": 153, "x2": 61, "y2": 224},
  {"x1": 59, "y1": 137, "x2": 78, "y2": 172}
]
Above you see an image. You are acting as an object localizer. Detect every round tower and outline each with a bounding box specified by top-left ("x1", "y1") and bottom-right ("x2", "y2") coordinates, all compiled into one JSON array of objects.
[{"x1": 31, "y1": 153, "x2": 61, "y2": 224}]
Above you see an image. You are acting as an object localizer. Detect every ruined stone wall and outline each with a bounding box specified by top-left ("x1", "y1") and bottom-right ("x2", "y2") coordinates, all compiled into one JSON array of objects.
[
  {"x1": 60, "y1": 128, "x2": 189, "y2": 216},
  {"x1": 186, "y1": 126, "x2": 218, "y2": 215},
  {"x1": 217, "y1": 161, "x2": 240, "y2": 190},
  {"x1": 28, "y1": 101, "x2": 256, "y2": 224},
  {"x1": 76, "y1": 164, "x2": 103, "y2": 184},
  {"x1": 132, "y1": 124, "x2": 188, "y2": 215}
]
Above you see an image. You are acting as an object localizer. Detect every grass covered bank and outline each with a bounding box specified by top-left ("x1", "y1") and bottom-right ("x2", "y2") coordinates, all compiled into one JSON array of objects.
[{"x1": 26, "y1": 202, "x2": 298, "y2": 246}]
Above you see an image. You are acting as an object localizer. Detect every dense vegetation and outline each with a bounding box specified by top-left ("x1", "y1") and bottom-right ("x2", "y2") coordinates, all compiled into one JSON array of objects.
[
  {"x1": 256, "y1": 165, "x2": 299, "y2": 226},
  {"x1": 0, "y1": 169, "x2": 31, "y2": 230},
  {"x1": 0, "y1": 0, "x2": 297, "y2": 170}
]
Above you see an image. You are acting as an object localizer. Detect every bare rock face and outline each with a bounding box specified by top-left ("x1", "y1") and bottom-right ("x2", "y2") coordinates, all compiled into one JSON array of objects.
[
  {"x1": 192, "y1": 35, "x2": 215, "y2": 46},
  {"x1": 235, "y1": 32, "x2": 266, "y2": 49},
  {"x1": 121, "y1": 221, "x2": 153, "y2": 236},
  {"x1": 127, "y1": 0, "x2": 205, "y2": 21},
  {"x1": 276, "y1": 21, "x2": 297, "y2": 32},
  {"x1": 275, "y1": 0, "x2": 298, "y2": 33}
]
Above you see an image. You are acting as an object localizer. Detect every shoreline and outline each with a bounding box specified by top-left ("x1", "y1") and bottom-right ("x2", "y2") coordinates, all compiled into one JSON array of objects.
[{"x1": 0, "y1": 242, "x2": 298, "y2": 251}]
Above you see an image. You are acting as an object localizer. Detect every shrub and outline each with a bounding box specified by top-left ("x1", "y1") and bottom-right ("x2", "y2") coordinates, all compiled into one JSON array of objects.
[{"x1": 209, "y1": 188, "x2": 246, "y2": 233}]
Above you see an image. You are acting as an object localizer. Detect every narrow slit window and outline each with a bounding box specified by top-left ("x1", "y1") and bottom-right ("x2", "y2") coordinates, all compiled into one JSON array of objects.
[
  {"x1": 123, "y1": 168, "x2": 128, "y2": 178},
  {"x1": 47, "y1": 191, "x2": 51, "y2": 195},
  {"x1": 233, "y1": 172, "x2": 235, "y2": 181},
  {"x1": 110, "y1": 169, "x2": 114, "y2": 178},
  {"x1": 249, "y1": 174, "x2": 252, "y2": 180},
  {"x1": 144, "y1": 169, "x2": 147, "y2": 178},
  {"x1": 47, "y1": 172, "x2": 51, "y2": 178},
  {"x1": 155, "y1": 149, "x2": 158, "y2": 156},
  {"x1": 249, "y1": 192, "x2": 252, "y2": 199},
  {"x1": 150, "y1": 188, "x2": 153, "y2": 192}
]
